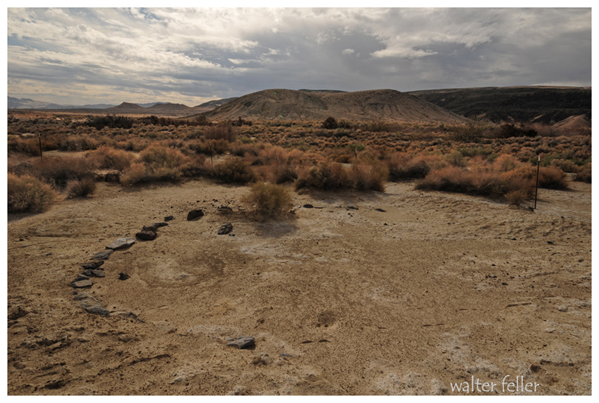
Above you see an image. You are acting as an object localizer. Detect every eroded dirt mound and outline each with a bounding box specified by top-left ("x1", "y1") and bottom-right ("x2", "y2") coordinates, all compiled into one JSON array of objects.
[
  {"x1": 7, "y1": 180, "x2": 591, "y2": 395},
  {"x1": 202, "y1": 89, "x2": 467, "y2": 123}
]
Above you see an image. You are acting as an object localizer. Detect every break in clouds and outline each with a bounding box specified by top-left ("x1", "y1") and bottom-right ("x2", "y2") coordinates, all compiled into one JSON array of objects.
[{"x1": 7, "y1": 8, "x2": 592, "y2": 106}]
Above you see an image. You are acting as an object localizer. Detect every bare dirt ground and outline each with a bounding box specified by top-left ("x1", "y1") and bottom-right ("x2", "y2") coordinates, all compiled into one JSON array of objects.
[{"x1": 7, "y1": 179, "x2": 591, "y2": 395}]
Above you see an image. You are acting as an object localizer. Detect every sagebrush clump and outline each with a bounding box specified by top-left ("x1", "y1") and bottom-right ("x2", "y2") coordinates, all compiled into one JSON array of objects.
[
  {"x1": 8, "y1": 173, "x2": 58, "y2": 213},
  {"x1": 242, "y1": 182, "x2": 293, "y2": 218}
]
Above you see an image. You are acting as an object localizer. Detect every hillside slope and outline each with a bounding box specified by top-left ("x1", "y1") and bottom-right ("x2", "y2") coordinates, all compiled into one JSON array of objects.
[
  {"x1": 202, "y1": 89, "x2": 467, "y2": 123},
  {"x1": 408, "y1": 86, "x2": 591, "y2": 124}
]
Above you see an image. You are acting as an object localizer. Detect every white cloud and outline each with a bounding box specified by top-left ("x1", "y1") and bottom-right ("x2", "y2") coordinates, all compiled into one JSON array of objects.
[{"x1": 341, "y1": 48, "x2": 354, "y2": 56}]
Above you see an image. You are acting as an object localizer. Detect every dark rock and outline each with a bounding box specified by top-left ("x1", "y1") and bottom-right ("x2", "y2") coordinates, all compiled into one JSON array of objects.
[
  {"x1": 118, "y1": 272, "x2": 130, "y2": 281},
  {"x1": 81, "y1": 270, "x2": 93, "y2": 277},
  {"x1": 91, "y1": 270, "x2": 105, "y2": 278},
  {"x1": 347, "y1": 205, "x2": 359, "y2": 210},
  {"x1": 187, "y1": 209, "x2": 204, "y2": 221},
  {"x1": 375, "y1": 208, "x2": 386, "y2": 212},
  {"x1": 136, "y1": 230, "x2": 157, "y2": 241},
  {"x1": 218, "y1": 223, "x2": 233, "y2": 235},
  {"x1": 106, "y1": 237, "x2": 135, "y2": 250},
  {"x1": 82, "y1": 261, "x2": 104, "y2": 270},
  {"x1": 218, "y1": 206, "x2": 233, "y2": 214},
  {"x1": 70, "y1": 279, "x2": 93, "y2": 288},
  {"x1": 91, "y1": 250, "x2": 113, "y2": 261},
  {"x1": 280, "y1": 353, "x2": 293, "y2": 358},
  {"x1": 143, "y1": 222, "x2": 168, "y2": 232},
  {"x1": 547, "y1": 241, "x2": 554, "y2": 245},
  {"x1": 303, "y1": 204, "x2": 314, "y2": 209},
  {"x1": 226, "y1": 336, "x2": 255, "y2": 349},
  {"x1": 164, "y1": 215, "x2": 175, "y2": 221}
]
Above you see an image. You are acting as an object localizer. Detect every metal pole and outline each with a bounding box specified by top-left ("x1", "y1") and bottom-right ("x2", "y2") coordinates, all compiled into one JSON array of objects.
[
  {"x1": 534, "y1": 154, "x2": 540, "y2": 209},
  {"x1": 39, "y1": 133, "x2": 43, "y2": 162}
]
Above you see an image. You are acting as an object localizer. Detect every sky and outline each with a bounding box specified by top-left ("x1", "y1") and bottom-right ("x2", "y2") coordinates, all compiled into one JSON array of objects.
[{"x1": 5, "y1": 4, "x2": 593, "y2": 106}]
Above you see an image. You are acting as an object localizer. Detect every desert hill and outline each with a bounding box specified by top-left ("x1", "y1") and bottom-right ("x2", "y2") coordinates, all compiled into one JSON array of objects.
[
  {"x1": 408, "y1": 86, "x2": 591, "y2": 124},
  {"x1": 202, "y1": 89, "x2": 467, "y2": 123}
]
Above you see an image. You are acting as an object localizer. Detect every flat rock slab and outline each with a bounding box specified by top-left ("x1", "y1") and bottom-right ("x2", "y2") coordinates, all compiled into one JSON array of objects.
[
  {"x1": 79, "y1": 298, "x2": 110, "y2": 316},
  {"x1": 70, "y1": 279, "x2": 93, "y2": 288},
  {"x1": 106, "y1": 237, "x2": 136, "y2": 250},
  {"x1": 82, "y1": 261, "x2": 104, "y2": 270},
  {"x1": 218, "y1": 223, "x2": 233, "y2": 235},
  {"x1": 136, "y1": 230, "x2": 157, "y2": 241},
  {"x1": 91, "y1": 250, "x2": 113, "y2": 261},
  {"x1": 187, "y1": 209, "x2": 205, "y2": 221},
  {"x1": 226, "y1": 336, "x2": 255, "y2": 349},
  {"x1": 164, "y1": 215, "x2": 175, "y2": 221}
]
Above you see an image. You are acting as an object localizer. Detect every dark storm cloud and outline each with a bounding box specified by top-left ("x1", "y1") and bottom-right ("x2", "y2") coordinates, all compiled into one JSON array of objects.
[{"x1": 7, "y1": 7, "x2": 592, "y2": 105}]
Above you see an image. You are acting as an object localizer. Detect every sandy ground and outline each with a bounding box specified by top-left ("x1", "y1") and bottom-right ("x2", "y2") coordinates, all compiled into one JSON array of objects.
[{"x1": 7, "y1": 179, "x2": 591, "y2": 395}]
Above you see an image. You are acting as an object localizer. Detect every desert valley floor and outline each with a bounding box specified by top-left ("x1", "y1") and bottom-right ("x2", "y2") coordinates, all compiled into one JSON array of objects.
[{"x1": 7, "y1": 179, "x2": 591, "y2": 395}]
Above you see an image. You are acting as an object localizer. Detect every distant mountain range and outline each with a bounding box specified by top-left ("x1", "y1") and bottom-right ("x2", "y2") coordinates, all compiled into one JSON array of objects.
[
  {"x1": 7, "y1": 97, "x2": 236, "y2": 112},
  {"x1": 8, "y1": 96, "x2": 116, "y2": 110},
  {"x1": 7, "y1": 86, "x2": 592, "y2": 125}
]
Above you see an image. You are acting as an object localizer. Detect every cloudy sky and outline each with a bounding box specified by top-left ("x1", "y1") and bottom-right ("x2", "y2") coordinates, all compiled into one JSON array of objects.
[{"x1": 6, "y1": 5, "x2": 592, "y2": 106}]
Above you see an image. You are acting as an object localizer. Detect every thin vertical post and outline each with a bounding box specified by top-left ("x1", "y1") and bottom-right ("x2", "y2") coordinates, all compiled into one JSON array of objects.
[
  {"x1": 39, "y1": 133, "x2": 43, "y2": 162},
  {"x1": 534, "y1": 154, "x2": 540, "y2": 209}
]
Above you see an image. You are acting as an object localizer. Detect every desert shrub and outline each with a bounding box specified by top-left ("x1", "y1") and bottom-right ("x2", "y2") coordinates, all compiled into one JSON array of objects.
[
  {"x1": 8, "y1": 173, "x2": 59, "y2": 213},
  {"x1": 445, "y1": 150, "x2": 467, "y2": 167},
  {"x1": 181, "y1": 155, "x2": 209, "y2": 178},
  {"x1": 85, "y1": 115, "x2": 134, "y2": 130},
  {"x1": 538, "y1": 166, "x2": 569, "y2": 190},
  {"x1": 505, "y1": 189, "x2": 530, "y2": 206},
  {"x1": 349, "y1": 162, "x2": 388, "y2": 192},
  {"x1": 66, "y1": 177, "x2": 96, "y2": 198},
  {"x1": 57, "y1": 135, "x2": 99, "y2": 151},
  {"x1": 140, "y1": 144, "x2": 187, "y2": 169},
  {"x1": 295, "y1": 162, "x2": 349, "y2": 191},
  {"x1": 416, "y1": 166, "x2": 475, "y2": 194},
  {"x1": 387, "y1": 154, "x2": 431, "y2": 181},
  {"x1": 448, "y1": 123, "x2": 484, "y2": 142},
  {"x1": 204, "y1": 122, "x2": 236, "y2": 142},
  {"x1": 242, "y1": 182, "x2": 293, "y2": 218},
  {"x1": 575, "y1": 164, "x2": 591, "y2": 183},
  {"x1": 509, "y1": 166, "x2": 569, "y2": 190},
  {"x1": 87, "y1": 146, "x2": 134, "y2": 171},
  {"x1": 32, "y1": 157, "x2": 95, "y2": 188},
  {"x1": 417, "y1": 166, "x2": 535, "y2": 199},
  {"x1": 7, "y1": 137, "x2": 41, "y2": 156},
  {"x1": 494, "y1": 123, "x2": 537, "y2": 138},
  {"x1": 551, "y1": 158, "x2": 580, "y2": 173},
  {"x1": 120, "y1": 163, "x2": 147, "y2": 186},
  {"x1": 494, "y1": 154, "x2": 519, "y2": 172},
  {"x1": 322, "y1": 117, "x2": 338, "y2": 130},
  {"x1": 212, "y1": 157, "x2": 257, "y2": 184},
  {"x1": 192, "y1": 139, "x2": 231, "y2": 156}
]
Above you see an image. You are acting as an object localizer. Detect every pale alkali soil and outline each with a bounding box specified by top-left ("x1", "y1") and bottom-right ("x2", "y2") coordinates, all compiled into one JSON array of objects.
[{"x1": 7, "y1": 179, "x2": 591, "y2": 395}]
